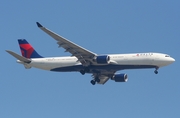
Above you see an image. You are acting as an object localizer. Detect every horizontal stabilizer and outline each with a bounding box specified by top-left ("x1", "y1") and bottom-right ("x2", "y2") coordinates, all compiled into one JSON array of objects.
[{"x1": 6, "y1": 50, "x2": 31, "y2": 63}]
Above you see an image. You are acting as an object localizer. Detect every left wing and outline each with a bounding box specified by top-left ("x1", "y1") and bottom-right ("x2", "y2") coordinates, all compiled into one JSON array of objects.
[
  {"x1": 36, "y1": 22, "x2": 97, "y2": 66},
  {"x1": 92, "y1": 71, "x2": 116, "y2": 85},
  {"x1": 96, "y1": 75, "x2": 110, "y2": 84}
]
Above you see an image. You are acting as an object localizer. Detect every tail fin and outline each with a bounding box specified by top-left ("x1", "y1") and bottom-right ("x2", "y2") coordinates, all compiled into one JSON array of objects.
[{"x1": 18, "y1": 39, "x2": 43, "y2": 58}]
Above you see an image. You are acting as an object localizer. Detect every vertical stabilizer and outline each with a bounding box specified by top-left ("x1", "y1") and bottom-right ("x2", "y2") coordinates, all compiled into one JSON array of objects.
[{"x1": 18, "y1": 39, "x2": 43, "y2": 58}]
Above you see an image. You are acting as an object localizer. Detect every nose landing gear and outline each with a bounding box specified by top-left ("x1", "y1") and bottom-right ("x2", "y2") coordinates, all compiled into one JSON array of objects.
[
  {"x1": 154, "y1": 67, "x2": 159, "y2": 74},
  {"x1": 154, "y1": 70, "x2": 158, "y2": 74}
]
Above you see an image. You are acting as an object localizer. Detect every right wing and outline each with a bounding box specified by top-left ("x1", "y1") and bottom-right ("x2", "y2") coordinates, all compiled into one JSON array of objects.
[{"x1": 36, "y1": 22, "x2": 97, "y2": 66}]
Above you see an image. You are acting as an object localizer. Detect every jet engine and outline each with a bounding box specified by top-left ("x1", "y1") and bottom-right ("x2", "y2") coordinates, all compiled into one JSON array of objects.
[
  {"x1": 94, "y1": 55, "x2": 110, "y2": 64},
  {"x1": 112, "y1": 74, "x2": 128, "y2": 82}
]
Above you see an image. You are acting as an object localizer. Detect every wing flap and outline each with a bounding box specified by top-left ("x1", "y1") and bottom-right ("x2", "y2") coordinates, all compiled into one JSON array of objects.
[{"x1": 98, "y1": 75, "x2": 110, "y2": 84}]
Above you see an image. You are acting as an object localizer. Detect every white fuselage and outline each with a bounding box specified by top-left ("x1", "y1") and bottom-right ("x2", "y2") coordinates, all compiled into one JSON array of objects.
[{"x1": 18, "y1": 52, "x2": 175, "y2": 72}]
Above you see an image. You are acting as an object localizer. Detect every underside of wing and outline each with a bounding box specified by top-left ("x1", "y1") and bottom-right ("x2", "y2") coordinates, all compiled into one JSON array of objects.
[
  {"x1": 36, "y1": 22, "x2": 97, "y2": 66},
  {"x1": 91, "y1": 71, "x2": 128, "y2": 85},
  {"x1": 91, "y1": 71, "x2": 115, "y2": 85},
  {"x1": 98, "y1": 75, "x2": 110, "y2": 84}
]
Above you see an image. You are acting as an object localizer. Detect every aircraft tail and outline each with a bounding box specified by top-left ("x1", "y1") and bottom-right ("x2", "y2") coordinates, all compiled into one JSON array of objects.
[
  {"x1": 18, "y1": 39, "x2": 43, "y2": 58},
  {"x1": 6, "y1": 50, "x2": 31, "y2": 63}
]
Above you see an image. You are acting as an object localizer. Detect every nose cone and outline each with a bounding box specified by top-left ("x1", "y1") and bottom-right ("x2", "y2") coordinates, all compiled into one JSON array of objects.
[
  {"x1": 155, "y1": 55, "x2": 175, "y2": 67},
  {"x1": 167, "y1": 57, "x2": 175, "y2": 65},
  {"x1": 170, "y1": 57, "x2": 175, "y2": 63},
  {"x1": 160, "y1": 57, "x2": 175, "y2": 67}
]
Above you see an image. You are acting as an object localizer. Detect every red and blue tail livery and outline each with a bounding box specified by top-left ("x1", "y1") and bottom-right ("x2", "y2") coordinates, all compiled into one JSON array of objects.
[{"x1": 18, "y1": 39, "x2": 43, "y2": 58}]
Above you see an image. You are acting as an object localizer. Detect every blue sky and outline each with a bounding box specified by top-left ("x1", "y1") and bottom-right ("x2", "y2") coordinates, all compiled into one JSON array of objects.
[{"x1": 1, "y1": 0, "x2": 180, "y2": 118}]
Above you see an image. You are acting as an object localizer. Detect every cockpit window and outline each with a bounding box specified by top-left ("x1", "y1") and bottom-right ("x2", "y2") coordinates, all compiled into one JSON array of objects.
[{"x1": 165, "y1": 55, "x2": 170, "y2": 57}]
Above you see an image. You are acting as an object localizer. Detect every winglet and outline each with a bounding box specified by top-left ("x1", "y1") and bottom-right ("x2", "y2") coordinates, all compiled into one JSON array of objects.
[{"x1": 36, "y1": 22, "x2": 43, "y2": 27}]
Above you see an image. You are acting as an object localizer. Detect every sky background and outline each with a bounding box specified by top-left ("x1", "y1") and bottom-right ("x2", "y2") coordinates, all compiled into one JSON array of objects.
[{"x1": 1, "y1": 0, "x2": 180, "y2": 118}]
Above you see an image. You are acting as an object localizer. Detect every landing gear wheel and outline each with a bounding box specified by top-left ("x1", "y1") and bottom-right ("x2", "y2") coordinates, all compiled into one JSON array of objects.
[
  {"x1": 154, "y1": 70, "x2": 158, "y2": 74},
  {"x1": 95, "y1": 78, "x2": 100, "y2": 83},
  {"x1": 84, "y1": 68, "x2": 90, "y2": 73},
  {"x1": 90, "y1": 80, "x2": 96, "y2": 85},
  {"x1": 80, "y1": 70, "x2": 85, "y2": 75},
  {"x1": 154, "y1": 67, "x2": 159, "y2": 74}
]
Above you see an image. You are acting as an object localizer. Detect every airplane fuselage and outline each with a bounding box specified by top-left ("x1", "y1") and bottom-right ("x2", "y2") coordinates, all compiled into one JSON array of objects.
[{"x1": 18, "y1": 52, "x2": 174, "y2": 73}]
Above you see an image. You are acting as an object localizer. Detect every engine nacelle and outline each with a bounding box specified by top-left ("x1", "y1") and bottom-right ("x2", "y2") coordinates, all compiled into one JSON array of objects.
[
  {"x1": 112, "y1": 74, "x2": 128, "y2": 82},
  {"x1": 95, "y1": 55, "x2": 110, "y2": 64}
]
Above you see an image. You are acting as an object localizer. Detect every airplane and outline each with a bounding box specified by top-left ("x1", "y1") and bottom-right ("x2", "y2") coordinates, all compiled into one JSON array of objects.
[{"x1": 6, "y1": 22, "x2": 175, "y2": 85}]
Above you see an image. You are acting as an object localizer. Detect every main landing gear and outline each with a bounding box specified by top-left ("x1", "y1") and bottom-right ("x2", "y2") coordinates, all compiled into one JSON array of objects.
[
  {"x1": 80, "y1": 68, "x2": 90, "y2": 75},
  {"x1": 90, "y1": 77, "x2": 100, "y2": 85},
  {"x1": 154, "y1": 67, "x2": 159, "y2": 74},
  {"x1": 90, "y1": 80, "x2": 96, "y2": 85},
  {"x1": 80, "y1": 70, "x2": 85, "y2": 75}
]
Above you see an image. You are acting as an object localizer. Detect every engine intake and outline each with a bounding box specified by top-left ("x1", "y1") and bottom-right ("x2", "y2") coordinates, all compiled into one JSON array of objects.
[
  {"x1": 95, "y1": 55, "x2": 110, "y2": 64},
  {"x1": 112, "y1": 74, "x2": 128, "y2": 82}
]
